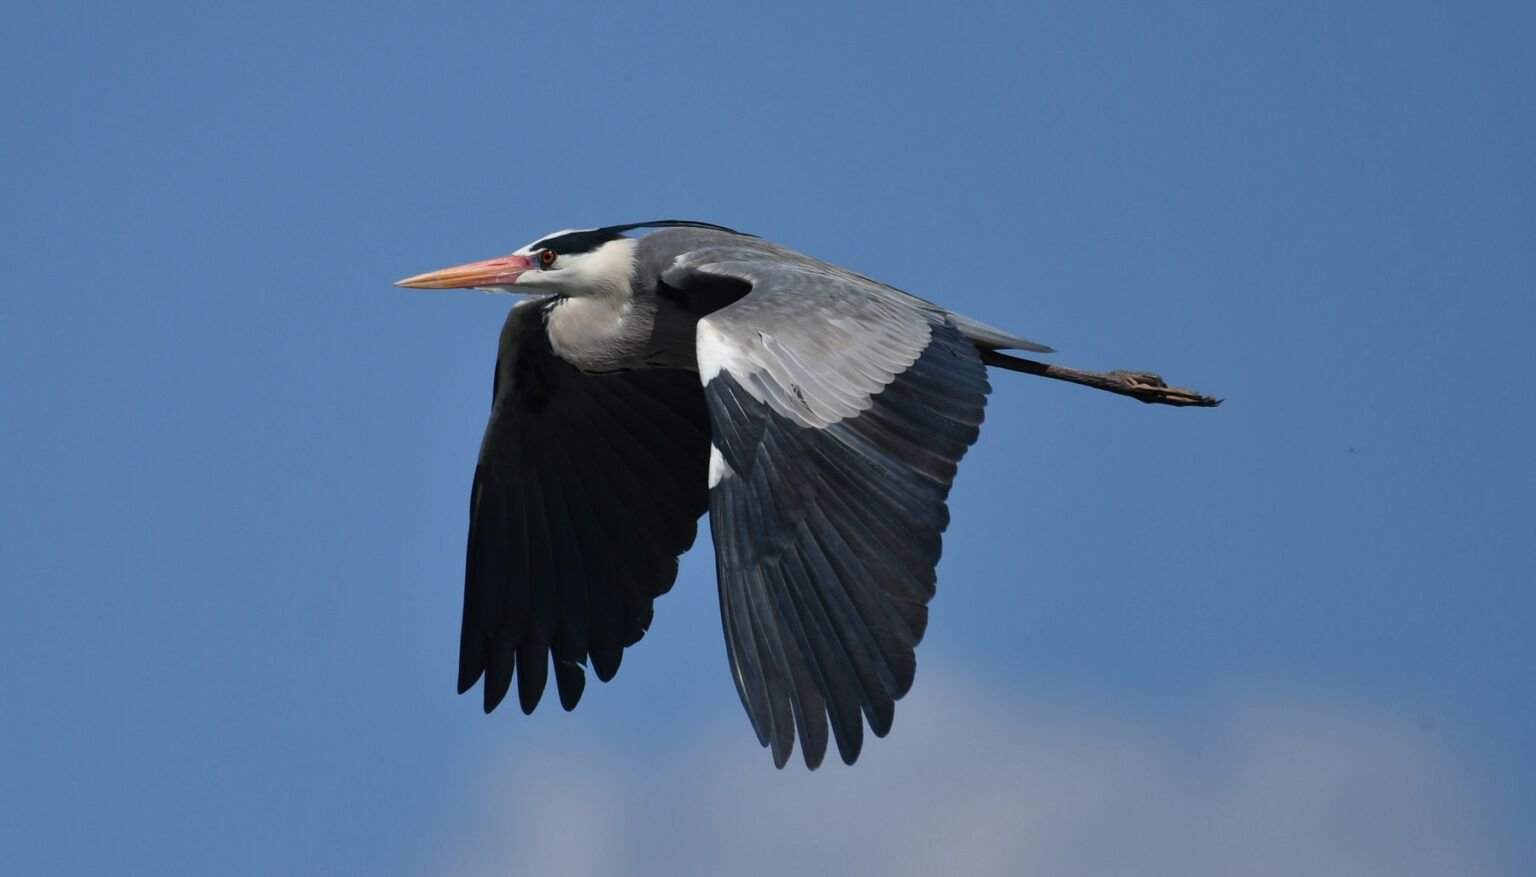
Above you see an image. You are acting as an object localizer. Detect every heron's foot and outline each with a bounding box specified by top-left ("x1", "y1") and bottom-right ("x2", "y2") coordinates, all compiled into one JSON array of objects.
[
  {"x1": 1106, "y1": 370, "x2": 1222, "y2": 407},
  {"x1": 1107, "y1": 370, "x2": 1167, "y2": 388}
]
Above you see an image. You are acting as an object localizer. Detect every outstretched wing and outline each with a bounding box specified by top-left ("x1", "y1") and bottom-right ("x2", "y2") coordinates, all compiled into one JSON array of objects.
[
  {"x1": 462, "y1": 299, "x2": 712, "y2": 715},
  {"x1": 668, "y1": 248, "x2": 991, "y2": 768}
]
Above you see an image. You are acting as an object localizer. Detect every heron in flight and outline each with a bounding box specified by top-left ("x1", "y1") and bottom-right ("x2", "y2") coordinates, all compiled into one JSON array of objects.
[{"x1": 398, "y1": 220, "x2": 1215, "y2": 768}]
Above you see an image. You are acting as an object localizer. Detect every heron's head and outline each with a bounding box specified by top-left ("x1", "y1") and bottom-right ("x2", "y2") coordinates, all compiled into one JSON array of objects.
[
  {"x1": 398, "y1": 220, "x2": 748, "y2": 298},
  {"x1": 396, "y1": 226, "x2": 639, "y2": 298}
]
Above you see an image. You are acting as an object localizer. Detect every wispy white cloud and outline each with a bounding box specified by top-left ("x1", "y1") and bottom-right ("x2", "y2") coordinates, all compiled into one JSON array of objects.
[{"x1": 438, "y1": 671, "x2": 1496, "y2": 877}]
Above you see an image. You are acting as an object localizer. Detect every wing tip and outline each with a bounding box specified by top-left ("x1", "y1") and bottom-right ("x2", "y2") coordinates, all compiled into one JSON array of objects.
[
  {"x1": 481, "y1": 682, "x2": 506, "y2": 714},
  {"x1": 771, "y1": 743, "x2": 792, "y2": 770},
  {"x1": 554, "y1": 659, "x2": 587, "y2": 711},
  {"x1": 457, "y1": 663, "x2": 483, "y2": 696}
]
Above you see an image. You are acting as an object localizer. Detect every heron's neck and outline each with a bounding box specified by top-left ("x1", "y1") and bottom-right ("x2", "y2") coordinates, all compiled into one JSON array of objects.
[
  {"x1": 546, "y1": 290, "x2": 654, "y2": 373},
  {"x1": 534, "y1": 240, "x2": 645, "y2": 372}
]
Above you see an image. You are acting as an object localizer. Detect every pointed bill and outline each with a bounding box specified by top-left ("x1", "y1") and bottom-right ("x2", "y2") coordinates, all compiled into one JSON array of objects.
[{"x1": 395, "y1": 254, "x2": 534, "y2": 289}]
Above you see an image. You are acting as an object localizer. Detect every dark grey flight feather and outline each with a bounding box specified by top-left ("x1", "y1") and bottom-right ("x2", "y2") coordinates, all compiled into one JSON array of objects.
[
  {"x1": 462, "y1": 299, "x2": 712, "y2": 714},
  {"x1": 664, "y1": 242, "x2": 993, "y2": 768}
]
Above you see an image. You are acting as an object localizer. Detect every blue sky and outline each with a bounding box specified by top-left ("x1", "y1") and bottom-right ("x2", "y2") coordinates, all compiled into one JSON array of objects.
[{"x1": 3, "y1": 1, "x2": 1532, "y2": 874}]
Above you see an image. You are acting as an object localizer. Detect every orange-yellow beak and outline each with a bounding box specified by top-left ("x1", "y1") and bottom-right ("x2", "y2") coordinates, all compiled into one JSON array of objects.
[{"x1": 395, "y1": 254, "x2": 534, "y2": 289}]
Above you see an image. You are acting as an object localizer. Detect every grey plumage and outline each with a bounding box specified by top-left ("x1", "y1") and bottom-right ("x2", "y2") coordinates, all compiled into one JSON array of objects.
[
  {"x1": 399, "y1": 221, "x2": 1057, "y2": 768},
  {"x1": 704, "y1": 321, "x2": 988, "y2": 767}
]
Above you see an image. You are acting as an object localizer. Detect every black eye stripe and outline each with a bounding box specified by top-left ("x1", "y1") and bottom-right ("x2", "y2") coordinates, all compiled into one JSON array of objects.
[
  {"x1": 532, "y1": 220, "x2": 752, "y2": 256},
  {"x1": 533, "y1": 228, "x2": 625, "y2": 256}
]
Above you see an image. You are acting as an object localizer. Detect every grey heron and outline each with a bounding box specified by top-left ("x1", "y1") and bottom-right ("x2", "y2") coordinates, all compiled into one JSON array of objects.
[{"x1": 398, "y1": 220, "x2": 1215, "y2": 769}]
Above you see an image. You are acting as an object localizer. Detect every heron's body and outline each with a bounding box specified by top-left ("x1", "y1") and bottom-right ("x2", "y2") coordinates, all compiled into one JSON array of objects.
[{"x1": 399, "y1": 221, "x2": 1064, "y2": 769}]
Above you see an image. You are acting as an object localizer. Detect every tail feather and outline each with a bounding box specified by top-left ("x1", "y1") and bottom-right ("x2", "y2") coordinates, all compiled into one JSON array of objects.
[{"x1": 945, "y1": 312, "x2": 1053, "y2": 354}]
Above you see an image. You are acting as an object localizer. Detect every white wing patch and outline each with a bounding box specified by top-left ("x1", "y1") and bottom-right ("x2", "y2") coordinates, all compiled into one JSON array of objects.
[
  {"x1": 708, "y1": 443, "x2": 732, "y2": 488},
  {"x1": 696, "y1": 319, "x2": 752, "y2": 384}
]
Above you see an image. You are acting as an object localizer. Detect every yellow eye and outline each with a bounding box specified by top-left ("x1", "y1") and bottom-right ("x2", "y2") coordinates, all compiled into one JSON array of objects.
[{"x1": 538, "y1": 249, "x2": 557, "y2": 268}]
